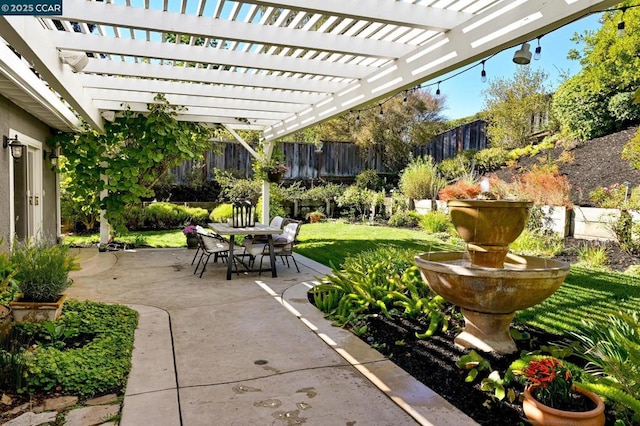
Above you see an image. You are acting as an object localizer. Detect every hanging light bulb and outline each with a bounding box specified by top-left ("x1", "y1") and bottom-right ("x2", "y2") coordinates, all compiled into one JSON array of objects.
[
  {"x1": 534, "y1": 37, "x2": 542, "y2": 60},
  {"x1": 379, "y1": 104, "x2": 383, "y2": 117},
  {"x1": 356, "y1": 113, "x2": 360, "y2": 126},
  {"x1": 618, "y1": 8, "x2": 627, "y2": 37},
  {"x1": 403, "y1": 91, "x2": 408, "y2": 106},
  {"x1": 481, "y1": 61, "x2": 487, "y2": 83},
  {"x1": 435, "y1": 81, "x2": 441, "y2": 96}
]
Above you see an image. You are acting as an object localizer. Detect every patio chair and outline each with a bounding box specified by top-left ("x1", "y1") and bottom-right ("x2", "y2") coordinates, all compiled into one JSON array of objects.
[
  {"x1": 253, "y1": 221, "x2": 302, "y2": 273},
  {"x1": 190, "y1": 225, "x2": 207, "y2": 265},
  {"x1": 241, "y1": 216, "x2": 284, "y2": 248},
  {"x1": 193, "y1": 231, "x2": 232, "y2": 278}
]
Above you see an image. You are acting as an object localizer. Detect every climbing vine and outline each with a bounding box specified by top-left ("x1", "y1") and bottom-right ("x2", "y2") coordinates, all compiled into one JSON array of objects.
[{"x1": 58, "y1": 94, "x2": 215, "y2": 232}]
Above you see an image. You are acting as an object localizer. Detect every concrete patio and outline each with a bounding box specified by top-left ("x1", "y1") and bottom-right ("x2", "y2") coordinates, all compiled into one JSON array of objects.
[{"x1": 68, "y1": 248, "x2": 477, "y2": 426}]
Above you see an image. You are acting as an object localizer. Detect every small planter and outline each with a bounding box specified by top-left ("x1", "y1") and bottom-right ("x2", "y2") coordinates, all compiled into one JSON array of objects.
[
  {"x1": 523, "y1": 386, "x2": 605, "y2": 426},
  {"x1": 414, "y1": 199, "x2": 436, "y2": 214},
  {"x1": 267, "y1": 171, "x2": 284, "y2": 183},
  {"x1": 186, "y1": 234, "x2": 199, "y2": 249},
  {"x1": 10, "y1": 294, "x2": 68, "y2": 322}
]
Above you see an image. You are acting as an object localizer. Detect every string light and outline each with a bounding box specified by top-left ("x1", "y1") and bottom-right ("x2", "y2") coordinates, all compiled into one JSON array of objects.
[
  {"x1": 618, "y1": 7, "x2": 627, "y2": 37},
  {"x1": 348, "y1": 3, "x2": 637, "y2": 124},
  {"x1": 534, "y1": 36, "x2": 542, "y2": 60}
]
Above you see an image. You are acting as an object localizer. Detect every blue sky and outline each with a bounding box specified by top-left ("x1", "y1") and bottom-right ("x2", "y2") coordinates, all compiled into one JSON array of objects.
[{"x1": 430, "y1": 13, "x2": 604, "y2": 120}]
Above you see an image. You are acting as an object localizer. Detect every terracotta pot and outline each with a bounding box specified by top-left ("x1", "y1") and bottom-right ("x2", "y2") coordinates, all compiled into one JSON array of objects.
[{"x1": 523, "y1": 387, "x2": 605, "y2": 426}]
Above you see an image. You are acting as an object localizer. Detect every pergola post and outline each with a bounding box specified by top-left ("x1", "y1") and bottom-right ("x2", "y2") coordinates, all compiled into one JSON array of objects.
[
  {"x1": 224, "y1": 126, "x2": 273, "y2": 225},
  {"x1": 99, "y1": 172, "x2": 110, "y2": 247}
]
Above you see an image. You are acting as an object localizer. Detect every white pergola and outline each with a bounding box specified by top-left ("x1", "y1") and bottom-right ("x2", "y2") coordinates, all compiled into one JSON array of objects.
[
  {"x1": 0, "y1": 0, "x2": 621, "y2": 138},
  {"x1": 0, "y1": 0, "x2": 620, "y2": 230}
]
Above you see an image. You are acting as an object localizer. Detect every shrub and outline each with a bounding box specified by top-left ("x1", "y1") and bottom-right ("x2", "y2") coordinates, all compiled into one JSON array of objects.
[
  {"x1": 437, "y1": 154, "x2": 472, "y2": 181},
  {"x1": 419, "y1": 211, "x2": 453, "y2": 234},
  {"x1": 337, "y1": 186, "x2": 376, "y2": 220},
  {"x1": 0, "y1": 252, "x2": 19, "y2": 306},
  {"x1": 210, "y1": 203, "x2": 233, "y2": 222},
  {"x1": 437, "y1": 179, "x2": 480, "y2": 201},
  {"x1": 589, "y1": 183, "x2": 637, "y2": 209},
  {"x1": 622, "y1": 130, "x2": 640, "y2": 171},
  {"x1": 355, "y1": 169, "x2": 384, "y2": 191},
  {"x1": 399, "y1": 156, "x2": 446, "y2": 200},
  {"x1": 144, "y1": 202, "x2": 189, "y2": 229},
  {"x1": 123, "y1": 204, "x2": 145, "y2": 230},
  {"x1": 568, "y1": 310, "x2": 640, "y2": 424},
  {"x1": 311, "y1": 247, "x2": 449, "y2": 335},
  {"x1": 608, "y1": 92, "x2": 640, "y2": 124},
  {"x1": 552, "y1": 76, "x2": 614, "y2": 141},
  {"x1": 10, "y1": 240, "x2": 74, "y2": 302},
  {"x1": 510, "y1": 229, "x2": 564, "y2": 257},
  {"x1": 473, "y1": 147, "x2": 509, "y2": 174},
  {"x1": 8, "y1": 300, "x2": 138, "y2": 396},
  {"x1": 183, "y1": 206, "x2": 210, "y2": 225},
  {"x1": 575, "y1": 244, "x2": 609, "y2": 270},
  {"x1": 388, "y1": 211, "x2": 420, "y2": 228},
  {"x1": 512, "y1": 165, "x2": 571, "y2": 207}
]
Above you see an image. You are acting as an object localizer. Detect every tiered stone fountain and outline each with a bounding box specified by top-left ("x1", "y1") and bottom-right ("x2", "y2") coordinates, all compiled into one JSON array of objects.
[{"x1": 415, "y1": 199, "x2": 570, "y2": 354}]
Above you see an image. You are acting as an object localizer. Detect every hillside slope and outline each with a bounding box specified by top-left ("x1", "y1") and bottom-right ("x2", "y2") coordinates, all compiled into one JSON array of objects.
[{"x1": 500, "y1": 126, "x2": 640, "y2": 206}]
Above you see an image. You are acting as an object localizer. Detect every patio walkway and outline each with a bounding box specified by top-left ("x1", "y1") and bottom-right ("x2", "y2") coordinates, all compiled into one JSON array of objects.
[{"x1": 68, "y1": 248, "x2": 477, "y2": 426}]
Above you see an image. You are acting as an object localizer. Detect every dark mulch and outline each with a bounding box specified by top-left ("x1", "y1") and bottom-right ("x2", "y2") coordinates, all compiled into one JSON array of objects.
[
  {"x1": 497, "y1": 125, "x2": 640, "y2": 206},
  {"x1": 359, "y1": 311, "x2": 619, "y2": 425}
]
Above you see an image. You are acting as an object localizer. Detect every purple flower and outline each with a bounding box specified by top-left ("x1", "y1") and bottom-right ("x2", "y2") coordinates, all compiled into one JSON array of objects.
[{"x1": 183, "y1": 225, "x2": 197, "y2": 235}]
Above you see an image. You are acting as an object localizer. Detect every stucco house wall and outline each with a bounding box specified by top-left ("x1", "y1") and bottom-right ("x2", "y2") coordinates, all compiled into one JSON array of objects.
[{"x1": 1, "y1": 94, "x2": 59, "y2": 250}]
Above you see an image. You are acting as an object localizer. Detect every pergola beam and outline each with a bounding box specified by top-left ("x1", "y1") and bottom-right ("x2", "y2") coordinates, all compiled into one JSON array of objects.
[
  {"x1": 54, "y1": 1, "x2": 412, "y2": 59},
  {"x1": 80, "y1": 75, "x2": 329, "y2": 105},
  {"x1": 80, "y1": 60, "x2": 350, "y2": 93},
  {"x1": 50, "y1": 31, "x2": 373, "y2": 80},
  {"x1": 248, "y1": 0, "x2": 472, "y2": 31}
]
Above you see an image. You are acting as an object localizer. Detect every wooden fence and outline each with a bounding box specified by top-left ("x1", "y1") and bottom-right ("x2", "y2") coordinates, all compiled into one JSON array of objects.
[{"x1": 173, "y1": 119, "x2": 488, "y2": 183}]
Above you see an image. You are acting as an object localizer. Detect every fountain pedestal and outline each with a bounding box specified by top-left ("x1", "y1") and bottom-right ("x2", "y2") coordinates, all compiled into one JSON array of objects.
[{"x1": 456, "y1": 310, "x2": 517, "y2": 354}]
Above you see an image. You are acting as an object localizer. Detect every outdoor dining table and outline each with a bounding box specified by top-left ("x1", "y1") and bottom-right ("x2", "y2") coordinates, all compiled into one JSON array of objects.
[{"x1": 208, "y1": 222, "x2": 283, "y2": 280}]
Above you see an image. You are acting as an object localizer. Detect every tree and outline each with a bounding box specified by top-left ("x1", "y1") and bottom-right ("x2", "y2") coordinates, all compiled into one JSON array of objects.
[
  {"x1": 325, "y1": 89, "x2": 447, "y2": 172},
  {"x1": 553, "y1": 2, "x2": 640, "y2": 140},
  {"x1": 482, "y1": 67, "x2": 551, "y2": 149},
  {"x1": 58, "y1": 94, "x2": 214, "y2": 231}
]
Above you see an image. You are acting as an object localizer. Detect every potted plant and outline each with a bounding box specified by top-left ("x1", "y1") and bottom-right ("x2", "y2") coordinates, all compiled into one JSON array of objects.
[
  {"x1": 306, "y1": 210, "x2": 325, "y2": 223},
  {"x1": 183, "y1": 224, "x2": 199, "y2": 249},
  {"x1": 253, "y1": 159, "x2": 289, "y2": 183},
  {"x1": 514, "y1": 357, "x2": 605, "y2": 425},
  {"x1": 9, "y1": 239, "x2": 75, "y2": 322}
]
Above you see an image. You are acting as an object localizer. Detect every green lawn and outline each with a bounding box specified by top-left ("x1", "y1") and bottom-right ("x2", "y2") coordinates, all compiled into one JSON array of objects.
[
  {"x1": 295, "y1": 222, "x2": 461, "y2": 267},
  {"x1": 62, "y1": 229, "x2": 186, "y2": 248}
]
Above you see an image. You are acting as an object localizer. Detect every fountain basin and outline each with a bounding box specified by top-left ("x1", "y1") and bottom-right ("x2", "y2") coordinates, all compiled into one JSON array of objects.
[
  {"x1": 415, "y1": 251, "x2": 570, "y2": 353},
  {"x1": 448, "y1": 200, "x2": 533, "y2": 267}
]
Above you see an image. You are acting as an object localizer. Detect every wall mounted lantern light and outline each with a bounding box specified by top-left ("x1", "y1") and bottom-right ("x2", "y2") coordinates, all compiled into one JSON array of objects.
[
  {"x1": 44, "y1": 147, "x2": 59, "y2": 169},
  {"x1": 3, "y1": 135, "x2": 25, "y2": 159}
]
